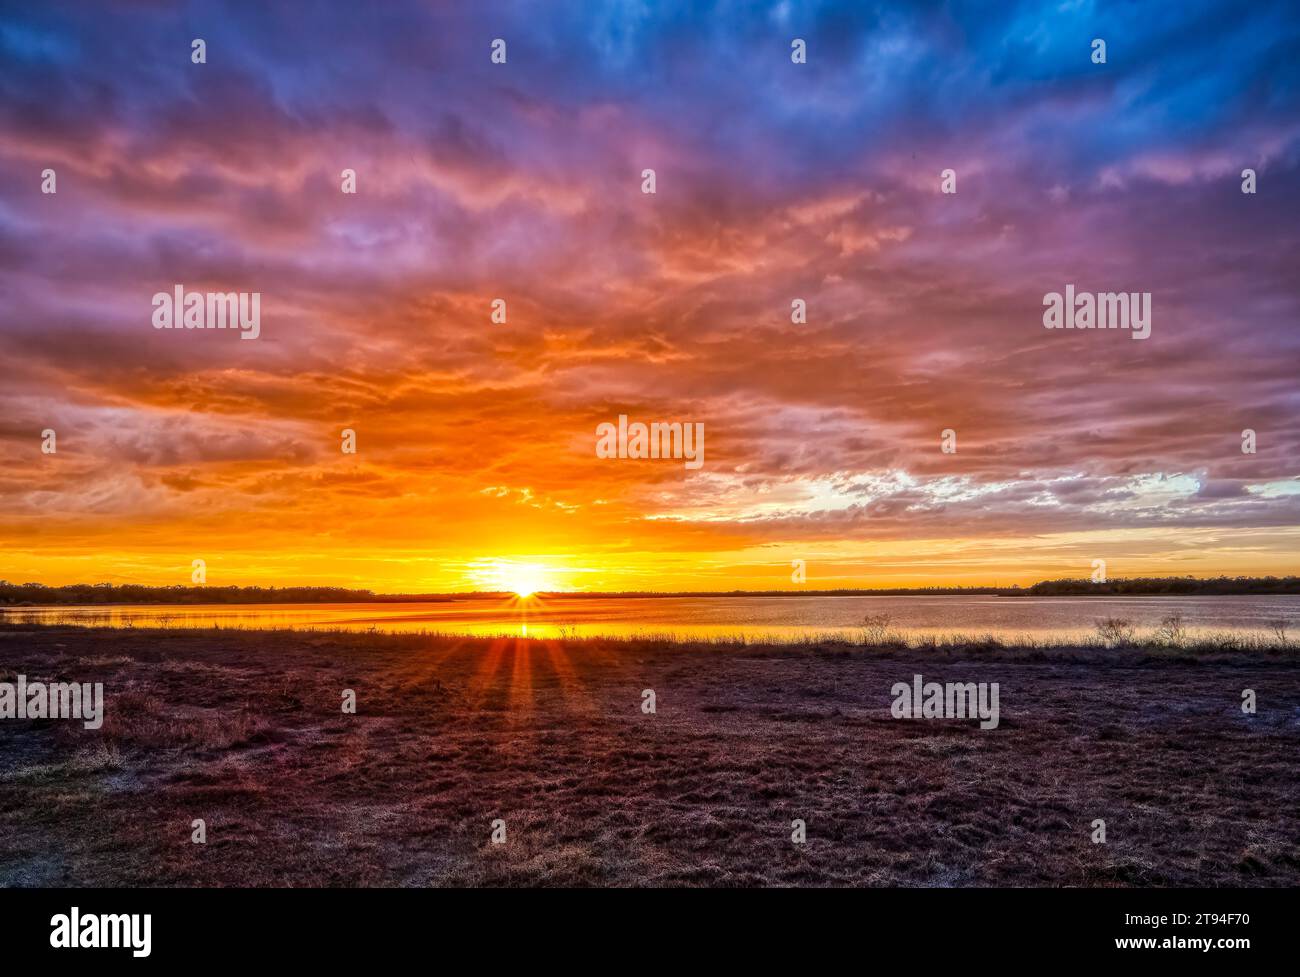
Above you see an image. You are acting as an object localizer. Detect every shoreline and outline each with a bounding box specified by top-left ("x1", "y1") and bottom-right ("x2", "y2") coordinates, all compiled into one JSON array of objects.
[
  {"x1": 1, "y1": 621, "x2": 1296, "y2": 656},
  {"x1": 6, "y1": 590, "x2": 1300, "y2": 609},
  {"x1": 5, "y1": 576, "x2": 1300, "y2": 608}
]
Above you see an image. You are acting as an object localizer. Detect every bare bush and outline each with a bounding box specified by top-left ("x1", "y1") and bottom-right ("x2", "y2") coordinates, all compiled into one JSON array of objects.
[
  {"x1": 1266, "y1": 619, "x2": 1289, "y2": 643},
  {"x1": 861, "y1": 613, "x2": 895, "y2": 645},
  {"x1": 1094, "y1": 617, "x2": 1136, "y2": 647},
  {"x1": 1153, "y1": 613, "x2": 1186, "y2": 646}
]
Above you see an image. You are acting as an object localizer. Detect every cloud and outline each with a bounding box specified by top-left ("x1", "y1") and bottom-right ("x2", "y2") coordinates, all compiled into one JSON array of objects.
[{"x1": 1, "y1": 0, "x2": 1297, "y2": 588}]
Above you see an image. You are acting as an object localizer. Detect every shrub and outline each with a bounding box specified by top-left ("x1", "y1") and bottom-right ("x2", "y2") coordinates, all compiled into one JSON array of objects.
[
  {"x1": 861, "y1": 613, "x2": 895, "y2": 645},
  {"x1": 1153, "y1": 613, "x2": 1186, "y2": 646},
  {"x1": 1094, "y1": 617, "x2": 1135, "y2": 647}
]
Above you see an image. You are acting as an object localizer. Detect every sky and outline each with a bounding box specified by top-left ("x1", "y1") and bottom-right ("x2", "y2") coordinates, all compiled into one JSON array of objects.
[{"x1": 1, "y1": 0, "x2": 1298, "y2": 592}]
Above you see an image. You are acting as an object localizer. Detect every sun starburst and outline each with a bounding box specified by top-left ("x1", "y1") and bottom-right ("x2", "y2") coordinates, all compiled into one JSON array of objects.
[{"x1": 474, "y1": 560, "x2": 554, "y2": 597}]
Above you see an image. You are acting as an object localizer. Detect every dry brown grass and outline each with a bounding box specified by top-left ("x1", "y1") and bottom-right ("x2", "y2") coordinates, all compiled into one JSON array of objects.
[{"x1": 0, "y1": 624, "x2": 1296, "y2": 887}]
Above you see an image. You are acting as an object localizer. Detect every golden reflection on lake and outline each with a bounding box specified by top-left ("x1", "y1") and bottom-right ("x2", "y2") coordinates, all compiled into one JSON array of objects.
[{"x1": 5, "y1": 594, "x2": 1298, "y2": 643}]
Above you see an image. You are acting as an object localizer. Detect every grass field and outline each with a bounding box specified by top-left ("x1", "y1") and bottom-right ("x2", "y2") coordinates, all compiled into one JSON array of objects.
[{"x1": 1, "y1": 624, "x2": 1296, "y2": 886}]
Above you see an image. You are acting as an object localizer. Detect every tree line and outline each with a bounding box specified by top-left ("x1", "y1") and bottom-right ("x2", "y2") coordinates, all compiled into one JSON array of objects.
[
  {"x1": 1022, "y1": 576, "x2": 1300, "y2": 596},
  {"x1": 1, "y1": 576, "x2": 1296, "y2": 606}
]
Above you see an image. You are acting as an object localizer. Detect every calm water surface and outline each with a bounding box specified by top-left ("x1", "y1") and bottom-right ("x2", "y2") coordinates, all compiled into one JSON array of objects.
[{"x1": 6, "y1": 595, "x2": 1299, "y2": 642}]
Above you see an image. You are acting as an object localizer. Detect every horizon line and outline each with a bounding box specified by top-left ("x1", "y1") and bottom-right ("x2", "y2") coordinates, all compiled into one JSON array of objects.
[{"x1": 3, "y1": 573, "x2": 1300, "y2": 601}]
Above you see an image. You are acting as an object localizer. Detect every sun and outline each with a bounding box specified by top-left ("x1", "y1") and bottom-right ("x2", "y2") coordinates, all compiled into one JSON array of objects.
[{"x1": 479, "y1": 560, "x2": 554, "y2": 598}]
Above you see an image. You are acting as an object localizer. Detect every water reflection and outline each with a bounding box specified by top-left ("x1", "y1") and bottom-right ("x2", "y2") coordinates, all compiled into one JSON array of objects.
[{"x1": 3, "y1": 593, "x2": 1298, "y2": 643}]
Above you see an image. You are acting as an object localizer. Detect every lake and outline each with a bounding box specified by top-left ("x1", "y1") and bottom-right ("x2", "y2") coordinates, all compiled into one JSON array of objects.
[{"x1": 4, "y1": 594, "x2": 1298, "y2": 642}]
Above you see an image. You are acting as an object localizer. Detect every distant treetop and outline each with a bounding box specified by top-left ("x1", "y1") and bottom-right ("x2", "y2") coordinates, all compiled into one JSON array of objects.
[{"x1": 0, "y1": 575, "x2": 1296, "y2": 605}]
